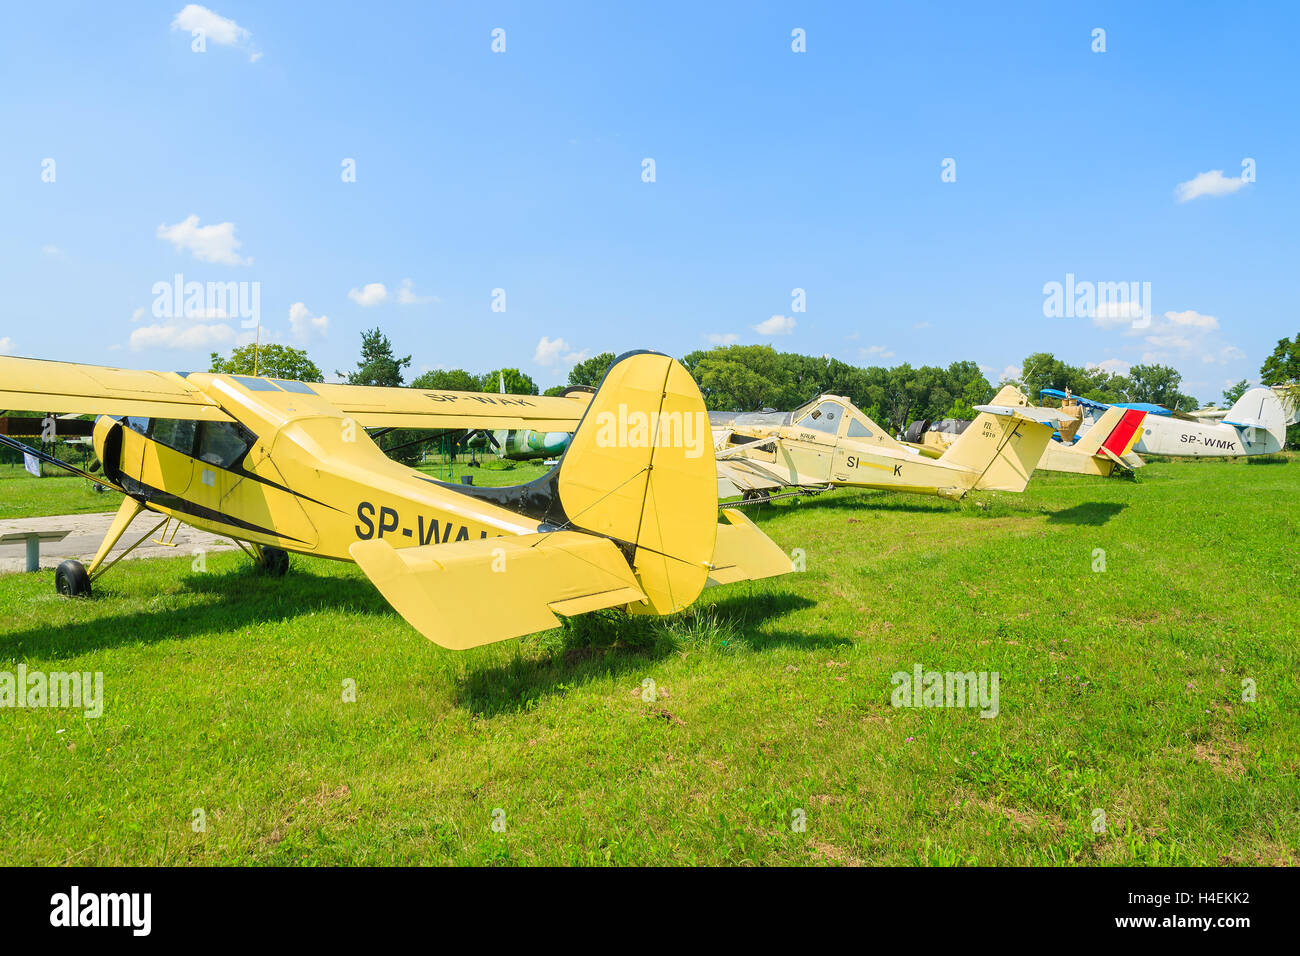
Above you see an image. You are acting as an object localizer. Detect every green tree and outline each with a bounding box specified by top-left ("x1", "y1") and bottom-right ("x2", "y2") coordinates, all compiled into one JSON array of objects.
[
  {"x1": 1222, "y1": 379, "x2": 1250, "y2": 406},
  {"x1": 338, "y1": 328, "x2": 411, "y2": 387},
  {"x1": 1014, "y1": 352, "x2": 1132, "y2": 406},
  {"x1": 943, "y1": 360, "x2": 993, "y2": 419},
  {"x1": 1260, "y1": 333, "x2": 1300, "y2": 385},
  {"x1": 682, "y1": 345, "x2": 809, "y2": 411},
  {"x1": 479, "y1": 368, "x2": 538, "y2": 395},
  {"x1": 337, "y1": 329, "x2": 417, "y2": 464},
  {"x1": 568, "y1": 352, "x2": 616, "y2": 389},
  {"x1": 1125, "y1": 363, "x2": 1197, "y2": 410},
  {"x1": 410, "y1": 368, "x2": 479, "y2": 391},
  {"x1": 1259, "y1": 333, "x2": 1300, "y2": 448},
  {"x1": 209, "y1": 343, "x2": 323, "y2": 382}
]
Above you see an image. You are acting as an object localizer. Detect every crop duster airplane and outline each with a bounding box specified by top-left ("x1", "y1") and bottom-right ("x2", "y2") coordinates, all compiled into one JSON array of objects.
[
  {"x1": 710, "y1": 394, "x2": 1061, "y2": 501},
  {"x1": 0, "y1": 351, "x2": 792, "y2": 649}
]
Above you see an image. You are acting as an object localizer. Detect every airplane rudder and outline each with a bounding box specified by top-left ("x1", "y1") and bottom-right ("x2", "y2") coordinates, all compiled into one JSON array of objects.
[{"x1": 556, "y1": 351, "x2": 716, "y2": 613}]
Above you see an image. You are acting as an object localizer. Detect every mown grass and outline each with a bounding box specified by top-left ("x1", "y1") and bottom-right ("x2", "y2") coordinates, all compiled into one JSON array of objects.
[
  {"x1": 0, "y1": 456, "x2": 1295, "y2": 865},
  {"x1": 0, "y1": 469, "x2": 122, "y2": 520}
]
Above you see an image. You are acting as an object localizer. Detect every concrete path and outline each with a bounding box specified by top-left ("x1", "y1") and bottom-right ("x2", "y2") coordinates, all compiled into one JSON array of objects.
[{"x1": 0, "y1": 511, "x2": 240, "y2": 574}]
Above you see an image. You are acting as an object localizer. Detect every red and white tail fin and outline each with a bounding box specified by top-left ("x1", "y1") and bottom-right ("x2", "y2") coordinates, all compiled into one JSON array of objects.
[{"x1": 1075, "y1": 406, "x2": 1146, "y2": 464}]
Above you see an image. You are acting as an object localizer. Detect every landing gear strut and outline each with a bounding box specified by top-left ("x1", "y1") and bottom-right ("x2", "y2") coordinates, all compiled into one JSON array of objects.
[{"x1": 55, "y1": 496, "x2": 158, "y2": 598}]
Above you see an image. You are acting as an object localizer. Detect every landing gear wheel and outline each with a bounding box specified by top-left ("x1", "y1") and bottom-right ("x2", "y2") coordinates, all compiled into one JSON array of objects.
[
  {"x1": 261, "y1": 547, "x2": 289, "y2": 577},
  {"x1": 741, "y1": 490, "x2": 771, "y2": 504},
  {"x1": 55, "y1": 560, "x2": 92, "y2": 597}
]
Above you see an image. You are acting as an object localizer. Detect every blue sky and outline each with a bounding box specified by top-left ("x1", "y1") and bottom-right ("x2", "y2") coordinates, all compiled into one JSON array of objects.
[{"x1": 2, "y1": 1, "x2": 1296, "y2": 401}]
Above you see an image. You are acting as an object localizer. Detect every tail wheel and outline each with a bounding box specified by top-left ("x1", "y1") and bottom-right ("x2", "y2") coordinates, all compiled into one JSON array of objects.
[
  {"x1": 741, "y1": 490, "x2": 771, "y2": 504},
  {"x1": 262, "y1": 547, "x2": 290, "y2": 577},
  {"x1": 55, "y1": 560, "x2": 92, "y2": 597}
]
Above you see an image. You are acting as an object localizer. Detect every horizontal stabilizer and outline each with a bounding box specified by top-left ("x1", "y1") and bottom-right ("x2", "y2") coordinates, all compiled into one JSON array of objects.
[
  {"x1": 706, "y1": 509, "x2": 794, "y2": 586},
  {"x1": 350, "y1": 532, "x2": 646, "y2": 650},
  {"x1": 974, "y1": 403, "x2": 1071, "y2": 425}
]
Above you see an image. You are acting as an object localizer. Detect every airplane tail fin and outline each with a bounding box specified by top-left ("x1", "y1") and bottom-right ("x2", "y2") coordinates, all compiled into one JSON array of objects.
[
  {"x1": 1225, "y1": 386, "x2": 1287, "y2": 452},
  {"x1": 551, "y1": 350, "x2": 719, "y2": 616},
  {"x1": 1072, "y1": 406, "x2": 1147, "y2": 460},
  {"x1": 351, "y1": 351, "x2": 788, "y2": 649},
  {"x1": 937, "y1": 410, "x2": 1055, "y2": 492}
]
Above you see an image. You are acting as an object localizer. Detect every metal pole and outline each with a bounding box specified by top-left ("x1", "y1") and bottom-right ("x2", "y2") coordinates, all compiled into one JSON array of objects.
[{"x1": 25, "y1": 537, "x2": 39, "y2": 572}]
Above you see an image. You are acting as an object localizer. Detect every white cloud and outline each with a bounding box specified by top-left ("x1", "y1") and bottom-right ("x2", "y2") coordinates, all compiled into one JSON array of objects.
[
  {"x1": 914, "y1": 321, "x2": 931, "y2": 330},
  {"x1": 288, "y1": 302, "x2": 329, "y2": 342},
  {"x1": 753, "y1": 314, "x2": 795, "y2": 336},
  {"x1": 1144, "y1": 332, "x2": 1195, "y2": 352},
  {"x1": 1087, "y1": 358, "x2": 1131, "y2": 377},
  {"x1": 396, "y1": 278, "x2": 436, "y2": 305},
  {"x1": 170, "y1": 5, "x2": 259, "y2": 61},
  {"x1": 130, "y1": 322, "x2": 235, "y2": 352},
  {"x1": 347, "y1": 282, "x2": 389, "y2": 306},
  {"x1": 157, "y1": 215, "x2": 250, "y2": 266},
  {"x1": 1136, "y1": 309, "x2": 1242, "y2": 368},
  {"x1": 41, "y1": 244, "x2": 62, "y2": 257},
  {"x1": 1202, "y1": 345, "x2": 1245, "y2": 365},
  {"x1": 0, "y1": 337, "x2": 13, "y2": 354},
  {"x1": 859, "y1": 345, "x2": 895, "y2": 361},
  {"x1": 131, "y1": 307, "x2": 146, "y2": 323},
  {"x1": 999, "y1": 365, "x2": 1023, "y2": 383},
  {"x1": 1090, "y1": 300, "x2": 1148, "y2": 328},
  {"x1": 1165, "y1": 309, "x2": 1218, "y2": 330},
  {"x1": 533, "y1": 336, "x2": 587, "y2": 366},
  {"x1": 706, "y1": 333, "x2": 739, "y2": 345},
  {"x1": 1175, "y1": 170, "x2": 1249, "y2": 202}
]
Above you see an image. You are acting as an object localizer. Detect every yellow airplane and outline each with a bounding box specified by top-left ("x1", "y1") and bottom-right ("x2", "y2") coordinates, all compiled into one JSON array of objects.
[
  {"x1": 711, "y1": 394, "x2": 1058, "y2": 502},
  {"x1": 0, "y1": 351, "x2": 792, "y2": 649},
  {"x1": 906, "y1": 386, "x2": 1148, "y2": 477}
]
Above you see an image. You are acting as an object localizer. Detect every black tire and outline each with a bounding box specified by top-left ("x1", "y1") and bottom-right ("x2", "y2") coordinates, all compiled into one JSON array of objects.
[
  {"x1": 261, "y1": 547, "x2": 290, "y2": 577},
  {"x1": 55, "y1": 560, "x2": 92, "y2": 597}
]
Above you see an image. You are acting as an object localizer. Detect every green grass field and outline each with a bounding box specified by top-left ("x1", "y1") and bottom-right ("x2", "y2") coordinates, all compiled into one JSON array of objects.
[
  {"x1": 0, "y1": 456, "x2": 1295, "y2": 865},
  {"x1": 0, "y1": 467, "x2": 121, "y2": 520}
]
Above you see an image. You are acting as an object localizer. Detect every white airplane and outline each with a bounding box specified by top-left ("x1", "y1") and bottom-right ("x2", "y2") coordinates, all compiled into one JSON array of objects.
[{"x1": 1042, "y1": 386, "x2": 1291, "y2": 458}]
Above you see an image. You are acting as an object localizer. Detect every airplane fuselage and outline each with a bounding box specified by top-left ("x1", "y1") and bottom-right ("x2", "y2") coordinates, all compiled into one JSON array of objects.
[
  {"x1": 1082, "y1": 411, "x2": 1280, "y2": 458},
  {"x1": 92, "y1": 373, "x2": 541, "y2": 560}
]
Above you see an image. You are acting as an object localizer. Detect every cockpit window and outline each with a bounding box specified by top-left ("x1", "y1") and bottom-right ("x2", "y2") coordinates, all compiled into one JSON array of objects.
[
  {"x1": 197, "y1": 421, "x2": 253, "y2": 468},
  {"x1": 151, "y1": 418, "x2": 198, "y2": 456},
  {"x1": 846, "y1": 418, "x2": 872, "y2": 439},
  {"x1": 798, "y1": 401, "x2": 841, "y2": 435}
]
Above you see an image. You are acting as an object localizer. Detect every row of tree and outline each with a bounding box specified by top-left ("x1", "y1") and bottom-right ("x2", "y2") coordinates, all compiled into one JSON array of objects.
[{"x1": 210, "y1": 330, "x2": 1300, "y2": 440}]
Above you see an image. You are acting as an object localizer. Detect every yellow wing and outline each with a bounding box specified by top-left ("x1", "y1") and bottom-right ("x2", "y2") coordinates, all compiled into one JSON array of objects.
[
  {"x1": 0, "y1": 356, "x2": 234, "y2": 421},
  {"x1": 308, "y1": 383, "x2": 592, "y2": 430}
]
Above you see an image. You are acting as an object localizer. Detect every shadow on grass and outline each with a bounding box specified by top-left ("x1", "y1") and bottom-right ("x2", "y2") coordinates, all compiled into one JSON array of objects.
[
  {"x1": 454, "y1": 589, "x2": 841, "y2": 716},
  {"x1": 1044, "y1": 502, "x2": 1127, "y2": 526},
  {"x1": 744, "y1": 491, "x2": 958, "y2": 518},
  {"x1": 0, "y1": 564, "x2": 390, "y2": 661},
  {"x1": 1246, "y1": 455, "x2": 1290, "y2": 466}
]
